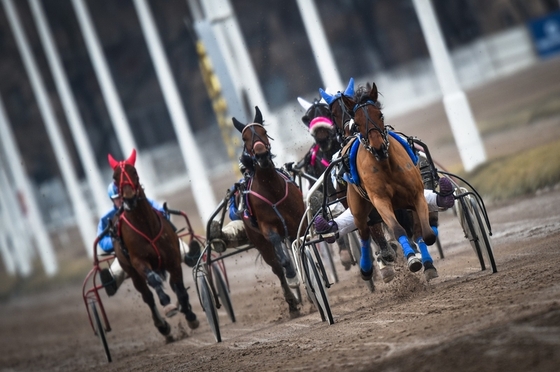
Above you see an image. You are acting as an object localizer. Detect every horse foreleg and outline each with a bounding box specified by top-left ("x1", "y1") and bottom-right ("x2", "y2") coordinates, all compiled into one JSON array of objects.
[
  {"x1": 145, "y1": 270, "x2": 175, "y2": 318},
  {"x1": 371, "y1": 198, "x2": 422, "y2": 273},
  {"x1": 168, "y1": 268, "x2": 199, "y2": 329},
  {"x1": 129, "y1": 271, "x2": 170, "y2": 336},
  {"x1": 257, "y1": 244, "x2": 300, "y2": 316},
  {"x1": 267, "y1": 231, "x2": 297, "y2": 284},
  {"x1": 412, "y1": 212, "x2": 439, "y2": 281},
  {"x1": 368, "y1": 208, "x2": 396, "y2": 263}
]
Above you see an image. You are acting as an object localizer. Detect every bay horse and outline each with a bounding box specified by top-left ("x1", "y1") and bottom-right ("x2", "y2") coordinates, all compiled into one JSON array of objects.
[
  {"x1": 232, "y1": 106, "x2": 304, "y2": 317},
  {"x1": 340, "y1": 83, "x2": 438, "y2": 280},
  {"x1": 319, "y1": 79, "x2": 399, "y2": 282},
  {"x1": 108, "y1": 149, "x2": 199, "y2": 338}
]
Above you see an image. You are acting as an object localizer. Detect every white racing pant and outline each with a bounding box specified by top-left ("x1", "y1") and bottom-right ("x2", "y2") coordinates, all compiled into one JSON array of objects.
[
  {"x1": 333, "y1": 189, "x2": 442, "y2": 236},
  {"x1": 96, "y1": 238, "x2": 190, "y2": 288}
]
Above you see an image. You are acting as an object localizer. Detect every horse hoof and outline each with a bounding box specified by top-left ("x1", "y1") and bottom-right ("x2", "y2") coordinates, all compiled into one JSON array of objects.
[
  {"x1": 163, "y1": 304, "x2": 179, "y2": 318},
  {"x1": 380, "y1": 246, "x2": 396, "y2": 263},
  {"x1": 360, "y1": 267, "x2": 374, "y2": 281},
  {"x1": 286, "y1": 275, "x2": 300, "y2": 289},
  {"x1": 187, "y1": 319, "x2": 200, "y2": 330},
  {"x1": 158, "y1": 322, "x2": 171, "y2": 336},
  {"x1": 379, "y1": 266, "x2": 395, "y2": 283},
  {"x1": 407, "y1": 254, "x2": 422, "y2": 273},
  {"x1": 424, "y1": 268, "x2": 439, "y2": 281},
  {"x1": 289, "y1": 309, "x2": 301, "y2": 319}
]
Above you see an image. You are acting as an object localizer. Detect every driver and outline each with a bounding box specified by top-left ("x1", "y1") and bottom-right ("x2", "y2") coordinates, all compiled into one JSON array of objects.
[{"x1": 98, "y1": 182, "x2": 200, "y2": 296}]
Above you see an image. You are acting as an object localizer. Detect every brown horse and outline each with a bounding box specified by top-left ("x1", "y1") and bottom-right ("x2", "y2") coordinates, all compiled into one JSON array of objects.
[
  {"x1": 232, "y1": 106, "x2": 304, "y2": 317},
  {"x1": 340, "y1": 83, "x2": 438, "y2": 280},
  {"x1": 108, "y1": 149, "x2": 199, "y2": 338},
  {"x1": 319, "y1": 80, "x2": 398, "y2": 282}
]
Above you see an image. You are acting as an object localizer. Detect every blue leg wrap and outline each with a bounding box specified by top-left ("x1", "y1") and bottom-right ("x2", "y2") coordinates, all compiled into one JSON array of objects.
[
  {"x1": 360, "y1": 239, "x2": 372, "y2": 272},
  {"x1": 398, "y1": 235, "x2": 416, "y2": 258},
  {"x1": 416, "y1": 237, "x2": 433, "y2": 264},
  {"x1": 431, "y1": 226, "x2": 439, "y2": 237}
]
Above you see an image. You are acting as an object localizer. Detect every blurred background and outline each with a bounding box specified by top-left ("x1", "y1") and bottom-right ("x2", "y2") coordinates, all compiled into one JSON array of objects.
[{"x1": 0, "y1": 0, "x2": 559, "y2": 285}]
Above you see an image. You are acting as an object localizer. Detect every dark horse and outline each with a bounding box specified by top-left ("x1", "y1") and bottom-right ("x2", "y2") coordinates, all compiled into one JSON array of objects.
[
  {"x1": 340, "y1": 83, "x2": 438, "y2": 280},
  {"x1": 296, "y1": 96, "x2": 340, "y2": 181},
  {"x1": 108, "y1": 149, "x2": 199, "y2": 338},
  {"x1": 296, "y1": 96, "x2": 355, "y2": 270},
  {"x1": 232, "y1": 106, "x2": 304, "y2": 317},
  {"x1": 319, "y1": 79, "x2": 398, "y2": 282}
]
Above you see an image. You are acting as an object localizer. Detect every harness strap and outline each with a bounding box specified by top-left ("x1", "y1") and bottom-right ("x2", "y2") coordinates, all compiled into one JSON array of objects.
[
  {"x1": 244, "y1": 171, "x2": 295, "y2": 239},
  {"x1": 119, "y1": 209, "x2": 165, "y2": 269},
  {"x1": 310, "y1": 144, "x2": 331, "y2": 168}
]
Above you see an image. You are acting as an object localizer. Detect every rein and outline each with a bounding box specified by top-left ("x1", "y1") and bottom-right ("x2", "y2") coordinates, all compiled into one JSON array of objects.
[
  {"x1": 119, "y1": 209, "x2": 165, "y2": 270},
  {"x1": 354, "y1": 101, "x2": 389, "y2": 161}
]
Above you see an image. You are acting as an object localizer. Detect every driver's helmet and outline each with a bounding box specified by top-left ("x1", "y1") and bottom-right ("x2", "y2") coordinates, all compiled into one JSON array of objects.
[{"x1": 107, "y1": 182, "x2": 119, "y2": 200}]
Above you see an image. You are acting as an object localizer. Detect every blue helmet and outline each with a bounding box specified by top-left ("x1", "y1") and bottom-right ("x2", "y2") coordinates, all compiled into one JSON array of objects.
[{"x1": 107, "y1": 183, "x2": 119, "y2": 200}]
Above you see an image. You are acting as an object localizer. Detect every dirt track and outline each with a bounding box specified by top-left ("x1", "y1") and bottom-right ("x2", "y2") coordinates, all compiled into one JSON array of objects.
[
  {"x1": 1, "y1": 59, "x2": 560, "y2": 372},
  {"x1": 1, "y1": 187, "x2": 560, "y2": 372}
]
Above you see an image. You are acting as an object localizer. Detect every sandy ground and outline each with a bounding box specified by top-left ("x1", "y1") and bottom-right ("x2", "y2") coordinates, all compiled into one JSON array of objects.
[
  {"x1": 0, "y1": 187, "x2": 559, "y2": 372},
  {"x1": 1, "y1": 58, "x2": 560, "y2": 372}
]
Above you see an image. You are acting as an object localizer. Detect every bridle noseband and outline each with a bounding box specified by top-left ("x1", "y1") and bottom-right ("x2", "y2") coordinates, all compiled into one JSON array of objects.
[
  {"x1": 353, "y1": 100, "x2": 389, "y2": 161},
  {"x1": 242, "y1": 123, "x2": 273, "y2": 165}
]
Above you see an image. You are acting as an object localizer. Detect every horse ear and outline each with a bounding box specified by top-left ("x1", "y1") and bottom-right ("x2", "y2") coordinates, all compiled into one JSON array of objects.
[
  {"x1": 108, "y1": 153, "x2": 119, "y2": 169},
  {"x1": 297, "y1": 97, "x2": 312, "y2": 111},
  {"x1": 343, "y1": 77, "x2": 355, "y2": 97},
  {"x1": 125, "y1": 149, "x2": 137, "y2": 166},
  {"x1": 319, "y1": 88, "x2": 335, "y2": 105},
  {"x1": 232, "y1": 117, "x2": 246, "y2": 133},
  {"x1": 253, "y1": 106, "x2": 263, "y2": 124},
  {"x1": 341, "y1": 94, "x2": 354, "y2": 112},
  {"x1": 369, "y1": 82, "x2": 378, "y2": 102}
]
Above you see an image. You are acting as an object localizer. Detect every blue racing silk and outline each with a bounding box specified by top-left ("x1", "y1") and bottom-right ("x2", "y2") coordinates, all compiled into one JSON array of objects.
[{"x1": 96, "y1": 198, "x2": 165, "y2": 253}]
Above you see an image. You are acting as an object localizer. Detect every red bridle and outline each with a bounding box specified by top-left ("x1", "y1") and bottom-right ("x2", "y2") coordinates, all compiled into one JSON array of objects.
[{"x1": 108, "y1": 149, "x2": 138, "y2": 197}]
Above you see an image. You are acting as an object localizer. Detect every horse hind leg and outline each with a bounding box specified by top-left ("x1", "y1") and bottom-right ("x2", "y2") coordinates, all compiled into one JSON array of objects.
[
  {"x1": 130, "y1": 271, "x2": 171, "y2": 336},
  {"x1": 146, "y1": 271, "x2": 177, "y2": 318},
  {"x1": 169, "y1": 271, "x2": 200, "y2": 330}
]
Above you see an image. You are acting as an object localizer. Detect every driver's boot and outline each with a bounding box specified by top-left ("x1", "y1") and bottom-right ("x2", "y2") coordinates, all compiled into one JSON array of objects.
[
  {"x1": 100, "y1": 260, "x2": 126, "y2": 297},
  {"x1": 209, "y1": 220, "x2": 248, "y2": 253},
  {"x1": 179, "y1": 238, "x2": 201, "y2": 267}
]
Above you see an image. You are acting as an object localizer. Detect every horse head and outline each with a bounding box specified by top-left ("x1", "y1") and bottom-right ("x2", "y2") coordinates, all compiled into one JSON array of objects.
[
  {"x1": 232, "y1": 106, "x2": 274, "y2": 169},
  {"x1": 344, "y1": 82, "x2": 389, "y2": 161},
  {"x1": 108, "y1": 149, "x2": 142, "y2": 210},
  {"x1": 298, "y1": 96, "x2": 336, "y2": 152},
  {"x1": 319, "y1": 78, "x2": 355, "y2": 141}
]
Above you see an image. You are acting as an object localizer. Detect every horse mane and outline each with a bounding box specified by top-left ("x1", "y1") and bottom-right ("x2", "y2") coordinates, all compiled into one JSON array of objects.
[{"x1": 354, "y1": 85, "x2": 383, "y2": 110}]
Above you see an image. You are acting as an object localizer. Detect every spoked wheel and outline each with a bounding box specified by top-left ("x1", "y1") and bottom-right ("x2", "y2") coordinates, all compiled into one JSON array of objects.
[
  {"x1": 304, "y1": 244, "x2": 334, "y2": 324},
  {"x1": 197, "y1": 271, "x2": 221, "y2": 342},
  {"x1": 457, "y1": 189, "x2": 496, "y2": 273},
  {"x1": 211, "y1": 262, "x2": 236, "y2": 323},
  {"x1": 89, "y1": 301, "x2": 111, "y2": 363},
  {"x1": 317, "y1": 241, "x2": 338, "y2": 284},
  {"x1": 435, "y1": 236, "x2": 444, "y2": 259},
  {"x1": 468, "y1": 195, "x2": 497, "y2": 273},
  {"x1": 347, "y1": 231, "x2": 375, "y2": 292}
]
